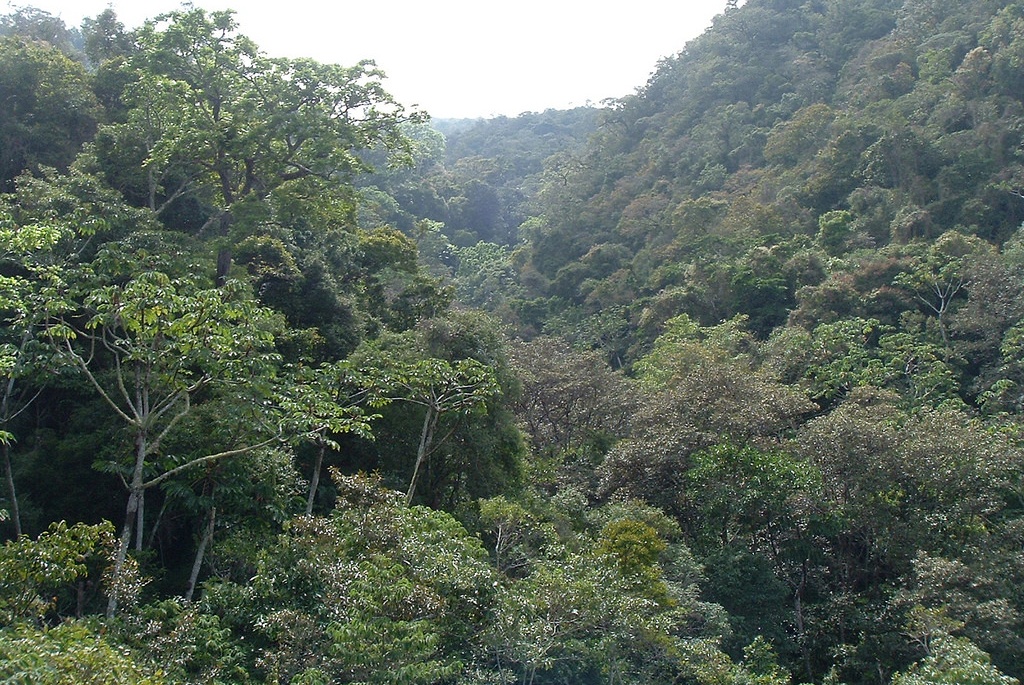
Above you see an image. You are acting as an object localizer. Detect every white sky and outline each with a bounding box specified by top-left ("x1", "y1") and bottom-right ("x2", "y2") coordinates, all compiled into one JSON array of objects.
[{"x1": 8, "y1": 0, "x2": 729, "y2": 119}]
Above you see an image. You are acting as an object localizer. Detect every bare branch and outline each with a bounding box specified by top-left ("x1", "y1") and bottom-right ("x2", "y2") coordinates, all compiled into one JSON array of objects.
[
  {"x1": 64, "y1": 338, "x2": 137, "y2": 426},
  {"x1": 148, "y1": 393, "x2": 191, "y2": 456},
  {"x1": 142, "y1": 435, "x2": 279, "y2": 490}
]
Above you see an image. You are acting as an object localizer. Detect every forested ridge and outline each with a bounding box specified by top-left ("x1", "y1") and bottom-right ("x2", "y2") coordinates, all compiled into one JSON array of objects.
[{"x1": 1, "y1": 1, "x2": 1024, "y2": 683}]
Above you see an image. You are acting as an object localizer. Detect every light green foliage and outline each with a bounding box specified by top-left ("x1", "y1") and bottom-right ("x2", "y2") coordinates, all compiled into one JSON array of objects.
[
  {"x1": 687, "y1": 442, "x2": 820, "y2": 549},
  {"x1": 737, "y1": 637, "x2": 792, "y2": 685},
  {"x1": 341, "y1": 312, "x2": 524, "y2": 508},
  {"x1": 634, "y1": 313, "x2": 760, "y2": 385},
  {"x1": 0, "y1": 521, "x2": 119, "y2": 624},
  {"x1": 358, "y1": 229, "x2": 453, "y2": 330},
  {"x1": 4, "y1": 159, "x2": 156, "y2": 252},
  {"x1": 394, "y1": 357, "x2": 500, "y2": 495},
  {"x1": 486, "y1": 552, "x2": 658, "y2": 683},
  {"x1": 874, "y1": 331, "x2": 964, "y2": 408},
  {"x1": 0, "y1": 205, "x2": 80, "y2": 535},
  {"x1": 598, "y1": 518, "x2": 666, "y2": 574},
  {"x1": 478, "y1": 495, "x2": 557, "y2": 576},
  {"x1": 890, "y1": 635, "x2": 1019, "y2": 685},
  {"x1": 278, "y1": 360, "x2": 385, "y2": 449},
  {"x1": 597, "y1": 518, "x2": 670, "y2": 603},
  {"x1": 0, "y1": 621, "x2": 165, "y2": 684},
  {"x1": 633, "y1": 313, "x2": 709, "y2": 386},
  {"x1": 485, "y1": 526, "x2": 736, "y2": 685},
  {"x1": 49, "y1": 267, "x2": 285, "y2": 616},
  {"x1": 202, "y1": 472, "x2": 494, "y2": 684},
  {"x1": 134, "y1": 600, "x2": 252, "y2": 684},
  {"x1": 817, "y1": 210, "x2": 857, "y2": 256},
  {"x1": 477, "y1": 496, "x2": 734, "y2": 684},
  {"x1": 326, "y1": 617, "x2": 459, "y2": 685},
  {"x1": 277, "y1": 359, "x2": 389, "y2": 513},
  {"x1": 797, "y1": 317, "x2": 885, "y2": 401},
  {"x1": 452, "y1": 241, "x2": 521, "y2": 309},
  {"x1": 0, "y1": 202, "x2": 75, "y2": 339},
  {"x1": 775, "y1": 315, "x2": 965, "y2": 409},
  {"x1": 105, "y1": 6, "x2": 421, "y2": 213},
  {"x1": 894, "y1": 231, "x2": 993, "y2": 351},
  {"x1": 980, "y1": 320, "x2": 1024, "y2": 414},
  {"x1": 376, "y1": 355, "x2": 500, "y2": 408},
  {"x1": 358, "y1": 226, "x2": 420, "y2": 274},
  {"x1": 4, "y1": 1, "x2": 1024, "y2": 682},
  {"x1": 58, "y1": 271, "x2": 283, "y2": 479},
  {"x1": 355, "y1": 332, "x2": 503, "y2": 504},
  {"x1": 79, "y1": 272, "x2": 280, "y2": 383}
]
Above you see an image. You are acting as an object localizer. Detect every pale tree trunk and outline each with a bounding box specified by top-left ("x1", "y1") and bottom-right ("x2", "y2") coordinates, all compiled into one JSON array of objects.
[
  {"x1": 2, "y1": 441, "x2": 20, "y2": 537},
  {"x1": 185, "y1": 505, "x2": 216, "y2": 603},
  {"x1": 405, "y1": 405, "x2": 439, "y2": 506},
  {"x1": 108, "y1": 486, "x2": 140, "y2": 618},
  {"x1": 1, "y1": 341, "x2": 27, "y2": 538},
  {"x1": 105, "y1": 434, "x2": 276, "y2": 616},
  {"x1": 147, "y1": 496, "x2": 169, "y2": 549},
  {"x1": 107, "y1": 429, "x2": 147, "y2": 619},
  {"x1": 306, "y1": 443, "x2": 326, "y2": 516},
  {"x1": 135, "y1": 490, "x2": 145, "y2": 551},
  {"x1": 919, "y1": 277, "x2": 964, "y2": 361}
]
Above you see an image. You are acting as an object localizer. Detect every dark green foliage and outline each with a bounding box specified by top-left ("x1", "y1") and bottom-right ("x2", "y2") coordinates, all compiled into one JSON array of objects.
[
  {"x1": 498, "y1": 0, "x2": 1024, "y2": 361},
  {"x1": 5, "y1": 0, "x2": 1024, "y2": 682},
  {"x1": 0, "y1": 36, "x2": 99, "y2": 190}
]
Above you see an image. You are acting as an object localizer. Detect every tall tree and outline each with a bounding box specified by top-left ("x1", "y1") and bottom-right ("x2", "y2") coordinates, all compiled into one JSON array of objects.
[
  {"x1": 0, "y1": 36, "x2": 99, "y2": 190},
  {"x1": 47, "y1": 269, "x2": 282, "y2": 616},
  {"x1": 895, "y1": 231, "x2": 992, "y2": 355},
  {"x1": 373, "y1": 356, "x2": 500, "y2": 505},
  {"x1": 0, "y1": 203, "x2": 79, "y2": 537},
  {"x1": 275, "y1": 360, "x2": 386, "y2": 515},
  {"x1": 95, "y1": 7, "x2": 423, "y2": 283}
]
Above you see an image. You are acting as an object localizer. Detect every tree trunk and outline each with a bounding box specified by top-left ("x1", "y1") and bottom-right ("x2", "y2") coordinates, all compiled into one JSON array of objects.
[
  {"x1": 135, "y1": 489, "x2": 145, "y2": 551},
  {"x1": 147, "y1": 496, "x2": 170, "y2": 549},
  {"x1": 215, "y1": 247, "x2": 232, "y2": 288},
  {"x1": 107, "y1": 429, "x2": 147, "y2": 619},
  {"x1": 107, "y1": 485, "x2": 140, "y2": 618},
  {"x1": 185, "y1": 505, "x2": 216, "y2": 603},
  {"x1": 1, "y1": 331, "x2": 29, "y2": 537},
  {"x1": 214, "y1": 211, "x2": 234, "y2": 287},
  {"x1": 795, "y1": 565, "x2": 813, "y2": 682},
  {"x1": 306, "y1": 442, "x2": 326, "y2": 516},
  {"x1": 2, "y1": 441, "x2": 21, "y2": 537},
  {"x1": 406, "y1": 405, "x2": 439, "y2": 506}
]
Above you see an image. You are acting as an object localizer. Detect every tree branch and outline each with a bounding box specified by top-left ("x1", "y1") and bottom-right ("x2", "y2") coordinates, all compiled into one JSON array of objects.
[
  {"x1": 142, "y1": 435, "x2": 279, "y2": 490},
  {"x1": 148, "y1": 393, "x2": 191, "y2": 456},
  {"x1": 64, "y1": 338, "x2": 137, "y2": 426}
]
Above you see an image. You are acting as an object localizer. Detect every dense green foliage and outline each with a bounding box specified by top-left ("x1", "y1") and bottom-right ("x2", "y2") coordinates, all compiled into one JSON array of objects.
[{"x1": 2, "y1": 1, "x2": 1024, "y2": 683}]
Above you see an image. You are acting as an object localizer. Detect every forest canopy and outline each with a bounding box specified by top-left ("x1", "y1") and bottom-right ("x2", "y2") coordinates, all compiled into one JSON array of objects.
[{"x1": 2, "y1": 1, "x2": 1024, "y2": 684}]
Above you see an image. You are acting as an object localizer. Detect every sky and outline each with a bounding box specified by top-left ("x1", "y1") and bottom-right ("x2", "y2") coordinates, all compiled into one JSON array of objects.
[{"x1": 6, "y1": 0, "x2": 730, "y2": 119}]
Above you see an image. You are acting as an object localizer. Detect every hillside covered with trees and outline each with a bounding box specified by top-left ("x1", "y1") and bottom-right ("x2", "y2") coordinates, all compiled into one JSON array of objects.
[{"x1": 2, "y1": 1, "x2": 1024, "y2": 684}]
